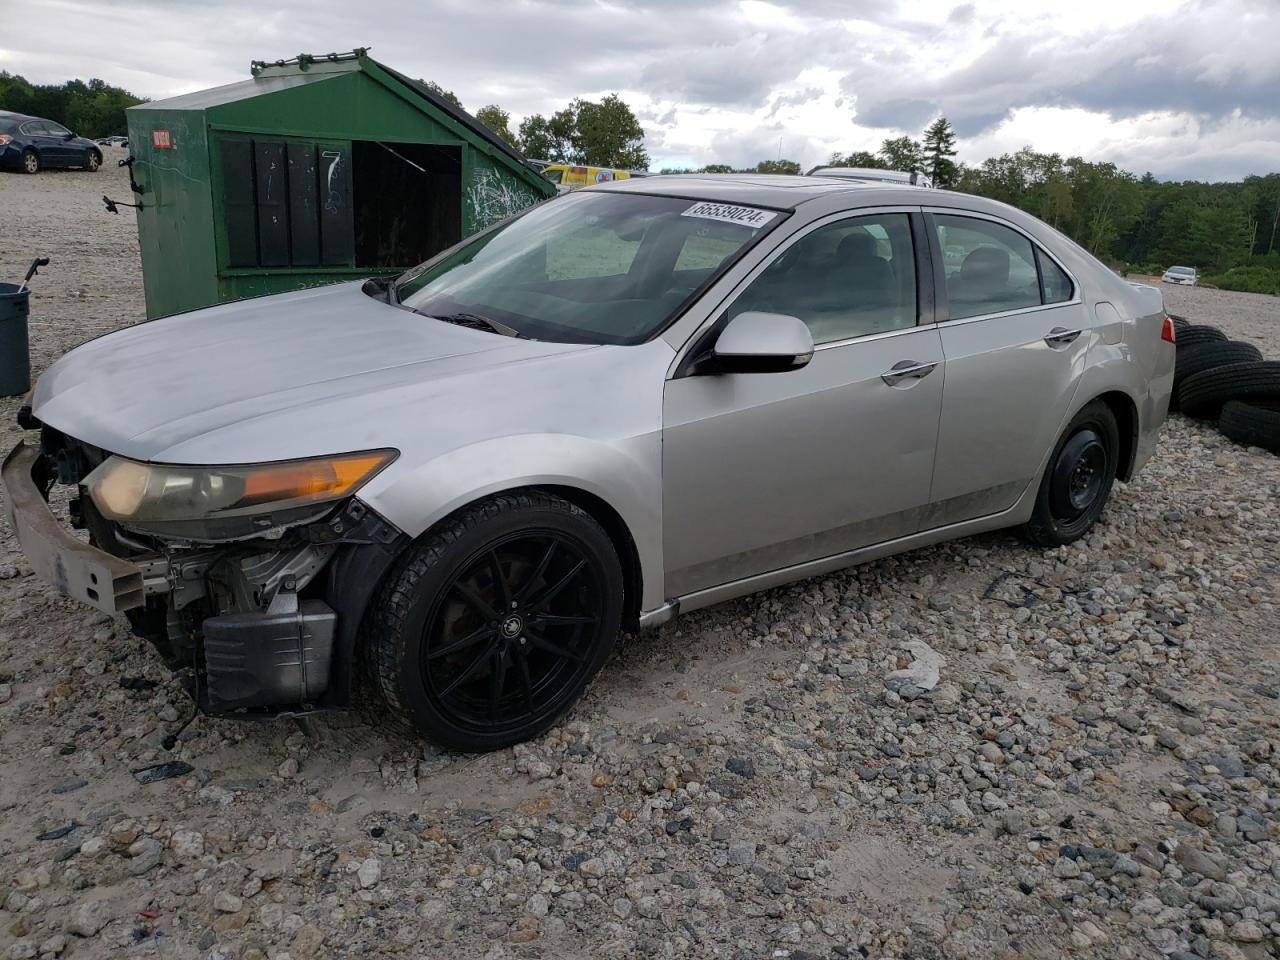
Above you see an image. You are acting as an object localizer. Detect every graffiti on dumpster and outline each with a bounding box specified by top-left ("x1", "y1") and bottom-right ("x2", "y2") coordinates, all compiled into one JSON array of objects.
[
  {"x1": 467, "y1": 169, "x2": 542, "y2": 231},
  {"x1": 322, "y1": 150, "x2": 344, "y2": 214}
]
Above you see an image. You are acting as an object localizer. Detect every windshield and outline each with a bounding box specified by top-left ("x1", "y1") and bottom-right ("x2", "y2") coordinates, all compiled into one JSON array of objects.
[
  {"x1": 1168, "y1": 266, "x2": 1195, "y2": 275},
  {"x1": 394, "y1": 191, "x2": 781, "y2": 345}
]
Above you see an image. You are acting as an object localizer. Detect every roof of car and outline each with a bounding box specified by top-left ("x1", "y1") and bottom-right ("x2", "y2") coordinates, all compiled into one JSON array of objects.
[{"x1": 590, "y1": 173, "x2": 933, "y2": 210}]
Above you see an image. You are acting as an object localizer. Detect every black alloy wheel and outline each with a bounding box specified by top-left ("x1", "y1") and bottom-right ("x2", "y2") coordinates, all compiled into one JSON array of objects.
[
  {"x1": 1023, "y1": 399, "x2": 1120, "y2": 546},
  {"x1": 422, "y1": 531, "x2": 605, "y2": 733},
  {"x1": 369, "y1": 491, "x2": 623, "y2": 751}
]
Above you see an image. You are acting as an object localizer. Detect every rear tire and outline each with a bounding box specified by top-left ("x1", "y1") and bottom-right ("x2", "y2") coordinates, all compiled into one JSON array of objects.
[
  {"x1": 366, "y1": 491, "x2": 623, "y2": 751},
  {"x1": 1178, "y1": 361, "x2": 1280, "y2": 420},
  {"x1": 1218, "y1": 400, "x2": 1280, "y2": 455},
  {"x1": 1022, "y1": 400, "x2": 1120, "y2": 547},
  {"x1": 1175, "y1": 324, "x2": 1227, "y2": 349},
  {"x1": 21, "y1": 149, "x2": 39, "y2": 174}
]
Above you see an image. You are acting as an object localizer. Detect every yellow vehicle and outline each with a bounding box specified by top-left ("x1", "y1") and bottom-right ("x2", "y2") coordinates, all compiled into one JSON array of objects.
[{"x1": 540, "y1": 163, "x2": 640, "y2": 193}]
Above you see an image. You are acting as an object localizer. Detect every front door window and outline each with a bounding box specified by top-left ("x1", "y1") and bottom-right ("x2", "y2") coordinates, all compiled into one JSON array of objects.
[{"x1": 729, "y1": 212, "x2": 918, "y2": 343}]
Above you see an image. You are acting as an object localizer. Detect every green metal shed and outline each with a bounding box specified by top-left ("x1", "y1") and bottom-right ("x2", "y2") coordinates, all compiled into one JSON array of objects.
[{"x1": 124, "y1": 50, "x2": 555, "y2": 319}]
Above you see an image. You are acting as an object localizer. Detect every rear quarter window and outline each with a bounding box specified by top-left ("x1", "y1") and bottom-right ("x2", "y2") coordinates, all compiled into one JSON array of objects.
[{"x1": 1037, "y1": 249, "x2": 1074, "y2": 304}]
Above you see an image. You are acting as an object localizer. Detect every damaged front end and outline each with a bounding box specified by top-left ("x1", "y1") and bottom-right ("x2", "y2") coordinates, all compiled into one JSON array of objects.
[{"x1": 2, "y1": 428, "x2": 407, "y2": 718}]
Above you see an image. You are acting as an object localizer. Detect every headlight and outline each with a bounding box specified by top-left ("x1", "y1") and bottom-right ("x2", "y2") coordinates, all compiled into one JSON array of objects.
[{"x1": 84, "y1": 450, "x2": 398, "y2": 524}]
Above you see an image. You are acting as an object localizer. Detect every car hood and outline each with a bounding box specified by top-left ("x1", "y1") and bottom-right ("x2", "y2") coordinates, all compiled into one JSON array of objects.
[{"x1": 33, "y1": 281, "x2": 598, "y2": 463}]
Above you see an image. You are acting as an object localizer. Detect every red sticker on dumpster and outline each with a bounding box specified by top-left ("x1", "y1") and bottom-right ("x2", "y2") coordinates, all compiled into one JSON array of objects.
[{"x1": 152, "y1": 130, "x2": 172, "y2": 149}]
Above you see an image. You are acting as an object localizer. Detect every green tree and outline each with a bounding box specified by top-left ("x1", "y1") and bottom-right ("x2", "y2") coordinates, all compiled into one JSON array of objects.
[
  {"x1": 879, "y1": 136, "x2": 922, "y2": 172},
  {"x1": 519, "y1": 95, "x2": 648, "y2": 168},
  {"x1": 922, "y1": 117, "x2": 959, "y2": 188},
  {"x1": 752, "y1": 158, "x2": 801, "y2": 175},
  {"x1": 572, "y1": 94, "x2": 648, "y2": 169},
  {"x1": 827, "y1": 150, "x2": 883, "y2": 169},
  {"x1": 0, "y1": 71, "x2": 144, "y2": 137},
  {"x1": 474, "y1": 104, "x2": 515, "y2": 147},
  {"x1": 517, "y1": 112, "x2": 574, "y2": 161},
  {"x1": 700, "y1": 163, "x2": 735, "y2": 173},
  {"x1": 420, "y1": 80, "x2": 463, "y2": 111}
]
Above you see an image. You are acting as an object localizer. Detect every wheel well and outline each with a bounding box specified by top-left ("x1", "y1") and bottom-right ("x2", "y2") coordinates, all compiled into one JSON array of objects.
[
  {"x1": 368, "y1": 485, "x2": 644, "y2": 631},
  {"x1": 537, "y1": 485, "x2": 643, "y2": 632},
  {"x1": 1096, "y1": 390, "x2": 1138, "y2": 481}
]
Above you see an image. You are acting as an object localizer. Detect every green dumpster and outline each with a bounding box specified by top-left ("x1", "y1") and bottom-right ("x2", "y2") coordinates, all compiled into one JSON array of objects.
[{"x1": 124, "y1": 49, "x2": 556, "y2": 319}]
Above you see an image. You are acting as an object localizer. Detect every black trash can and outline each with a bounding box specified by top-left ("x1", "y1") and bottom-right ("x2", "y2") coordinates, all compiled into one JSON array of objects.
[{"x1": 0, "y1": 282, "x2": 31, "y2": 397}]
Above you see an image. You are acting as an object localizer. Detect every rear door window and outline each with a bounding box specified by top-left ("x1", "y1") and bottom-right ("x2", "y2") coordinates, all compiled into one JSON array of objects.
[{"x1": 934, "y1": 215, "x2": 1041, "y2": 320}]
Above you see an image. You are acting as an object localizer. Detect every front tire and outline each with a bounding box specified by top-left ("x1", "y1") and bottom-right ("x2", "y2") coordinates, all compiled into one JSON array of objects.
[
  {"x1": 367, "y1": 491, "x2": 623, "y2": 751},
  {"x1": 1022, "y1": 400, "x2": 1120, "y2": 547},
  {"x1": 85, "y1": 150, "x2": 101, "y2": 172},
  {"x1": 21, "y1": 149, "x2": 39, "y2": 174}
]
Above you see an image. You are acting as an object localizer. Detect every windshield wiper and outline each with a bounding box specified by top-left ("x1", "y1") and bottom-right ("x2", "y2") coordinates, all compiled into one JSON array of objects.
[{"x1": 427, "y1": 312, "x2": 521, "y2": 338}]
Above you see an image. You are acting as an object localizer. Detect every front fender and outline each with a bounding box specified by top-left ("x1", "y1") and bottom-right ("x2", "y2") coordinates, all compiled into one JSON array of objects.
[{"x1": 362, "y1": 431, "x2": 664, "y2": 610}]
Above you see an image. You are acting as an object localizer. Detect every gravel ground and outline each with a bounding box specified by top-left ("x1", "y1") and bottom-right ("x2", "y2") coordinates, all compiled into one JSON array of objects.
[{"x1": 2, "y1": 164, "x2": 1280, "y2": 960}]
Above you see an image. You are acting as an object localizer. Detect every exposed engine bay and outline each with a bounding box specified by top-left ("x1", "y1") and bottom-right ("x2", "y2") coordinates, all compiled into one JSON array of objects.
[{"x1": 31, "y1": 425, "x2": 406, "y2": 716}]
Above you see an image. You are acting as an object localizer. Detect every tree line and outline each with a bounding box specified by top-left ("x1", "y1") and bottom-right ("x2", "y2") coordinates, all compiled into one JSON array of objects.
[
  {"x1": 666, "y1": 116, "x2": 1280, "y2": 295},
  {"x1": 5, "y1": 69, "x2": 1275, "y2": 295},
  {"x1": 0, "y1": 72, "x2": 145, "y2": 138},
  {"x1": 425, "y1": 83, "x2": 648, "y2": 170},
  {"x1": 956, "y1": 149, "x2": 1280, "y2": 293}
]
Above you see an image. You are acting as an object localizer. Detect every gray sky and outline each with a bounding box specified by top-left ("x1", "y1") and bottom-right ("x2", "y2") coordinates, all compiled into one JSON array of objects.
[{"x1": 5, "y1": 0, "x2": 1278, "y2": 180}]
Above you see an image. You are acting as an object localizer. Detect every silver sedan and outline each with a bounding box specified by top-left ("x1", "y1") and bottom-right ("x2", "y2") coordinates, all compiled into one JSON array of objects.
[{"x1": 3, "y1": 175, "x2": 1176, "y2": 749}]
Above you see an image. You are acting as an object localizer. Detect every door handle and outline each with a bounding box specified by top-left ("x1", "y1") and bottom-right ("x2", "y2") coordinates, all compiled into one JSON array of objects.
[
  {"x1": 881, "y1": 359, "x2": 938, "y2": 386},
  {"x1": 1044, "y1": 327, "x2": 1082, "y2": 348}
]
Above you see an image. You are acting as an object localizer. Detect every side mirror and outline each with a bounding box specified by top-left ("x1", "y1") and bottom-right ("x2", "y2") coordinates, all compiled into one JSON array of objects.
[
  {"x1": 63, "y1": 132, "x2": 75, "y2": 141},
  {"x1": 698, "y1": 311, "x2": 814, "y2": 374}
]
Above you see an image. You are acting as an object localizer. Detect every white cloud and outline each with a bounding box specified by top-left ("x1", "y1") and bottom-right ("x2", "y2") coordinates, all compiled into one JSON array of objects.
[{"x1": 5, "y1": 0, "x2": 1278, "y2": 179}]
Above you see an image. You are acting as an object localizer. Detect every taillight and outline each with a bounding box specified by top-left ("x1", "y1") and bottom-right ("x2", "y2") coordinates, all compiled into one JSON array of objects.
[
  {"x1": 0, "y1": 134, "x2": 11, "y2": 145},
  {"x1": 1161, "y1": 315, "x2": 1176, "y2": 344}
]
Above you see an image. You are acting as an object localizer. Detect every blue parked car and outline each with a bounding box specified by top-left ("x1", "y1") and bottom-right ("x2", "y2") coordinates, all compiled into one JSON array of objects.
[{"x1": 0, "y1": 111, "x2": 102, "y2": 174}]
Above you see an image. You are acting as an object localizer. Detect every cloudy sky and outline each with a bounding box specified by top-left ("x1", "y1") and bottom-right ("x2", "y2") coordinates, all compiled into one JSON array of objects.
[{"x1": 5, "y1": 0, "x2": 1278, "y2": 180}]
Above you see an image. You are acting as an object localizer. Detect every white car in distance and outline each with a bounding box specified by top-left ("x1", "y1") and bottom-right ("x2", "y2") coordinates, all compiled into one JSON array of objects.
[{"x1": 1161, "y1": 265, "x2": 1198, "y2": 285}]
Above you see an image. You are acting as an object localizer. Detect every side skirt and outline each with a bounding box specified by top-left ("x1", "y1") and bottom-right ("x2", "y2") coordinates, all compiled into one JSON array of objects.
[{"x1": 638, "y1": 486, "x2": 1038, "y2": 626}]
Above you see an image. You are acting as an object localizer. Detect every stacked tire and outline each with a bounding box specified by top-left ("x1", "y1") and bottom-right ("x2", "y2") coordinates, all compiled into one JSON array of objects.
[{"x1": 1172, "y1": 317, "x2": 1280, "y2": 454}]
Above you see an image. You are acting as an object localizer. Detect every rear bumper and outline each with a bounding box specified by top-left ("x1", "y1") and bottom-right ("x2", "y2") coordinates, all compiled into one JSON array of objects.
[
  {"x1": 0, "y1": 144, "x2": 27, "y2": 171},
  {"x1": 1, "y1": 440, "x2": 144, "y2": 613}
]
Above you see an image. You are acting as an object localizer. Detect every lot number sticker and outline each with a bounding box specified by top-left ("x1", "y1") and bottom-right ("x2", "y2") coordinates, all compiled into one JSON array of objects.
[{"x1": 681, "y1": 202, "x2": 777, "y2": 228}]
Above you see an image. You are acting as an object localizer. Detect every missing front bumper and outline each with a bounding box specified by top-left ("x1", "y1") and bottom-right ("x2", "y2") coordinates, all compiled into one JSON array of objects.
[{"x1": 1, "y1": 440, "x2": 145, "y2": 614}]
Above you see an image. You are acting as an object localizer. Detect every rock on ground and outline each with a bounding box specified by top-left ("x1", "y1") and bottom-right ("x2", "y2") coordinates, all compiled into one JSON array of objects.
[{"x1": 1, "y1": 163, "x2": 1279, "y2": 959}]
